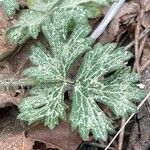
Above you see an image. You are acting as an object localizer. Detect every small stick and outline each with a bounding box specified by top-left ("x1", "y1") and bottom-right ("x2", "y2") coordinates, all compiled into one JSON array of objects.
[
  {"x1": 140, "y1": 54, "x2": 150, "y2": 73},
  {"x1": 105, "y1": 92, "x2": 150, "y2": 150},
  {"x1": 139, "y1": 35, "x2": 148, "y2": 63},
  {"x1": 124, "y1": 28, "x2": 150, "y2": 51},
  {"x1": 118, "y1": 118, "x2": 126, "y2": 150},
  {"x1": 134, "y1": 24, "x2": 140, "y2": 72},
  {"x1": 134, "y1": 9, "x2": 144, "y2": 73},
  {"x1": 90, "y1": 0, "x2": 126, "y2": 39}
]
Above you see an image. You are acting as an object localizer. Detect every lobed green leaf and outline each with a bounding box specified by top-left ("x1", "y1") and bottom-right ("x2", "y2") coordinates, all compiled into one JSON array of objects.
[
  {"x1": 70, "y1": 44, "x2": 146, "y2": 140},
  {"x1": 6, "y1": 0, "x2": 113, "y2": 44},
  {"x1": 0, "y1": 0, "x2": 19, "y2": 16},
  {"x1": 18, "y1": 83, "x2": 67, "y2": 128}
]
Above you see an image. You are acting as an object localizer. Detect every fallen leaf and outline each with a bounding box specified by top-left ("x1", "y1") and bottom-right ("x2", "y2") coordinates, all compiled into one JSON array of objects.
[
  {"x1": 99, "y1": 2, "x2": 140, "y2": 43},
  {"x1": 26, "y1": 122, "x2": 82, "y2": 150},
  {"x1": 0, "y1": 107, "x2": 34, "y2": 150},
  {"x1": 0, "y1": 9, "x2": 16, "y2": 60},
  {"x1": 138, "y1": 0, "x2": 150, "y2": 11},
  {"x1": 142, "y1": 11, "x2": 150, "y2": 28},
  {"x1": 0, "y1": 39, "x2": 32, "y2": 108},
  {"x1": 140, "y1": 39, "x2": 150, "y2": 65},
  {"x1": 0, "y1": 62, "x2": 21, "y2": 108},
  {"x1": 0, "y1": 33, "x2": 50, "y2": 108},
  {"x1": 0, "y1": 9, "x2": 10, "y2": 30},
  {"x1": 19, "y1": 0, "x2": 27, "y2": 7}
]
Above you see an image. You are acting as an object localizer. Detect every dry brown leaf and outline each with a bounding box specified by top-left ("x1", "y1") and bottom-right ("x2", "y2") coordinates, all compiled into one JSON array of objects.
[
  {"x1": 19, "y1": 0, "x2": 27, "y2": 7},
  {"x1": 0, "y1": 107, "x2": 34, "y2": 150},
  {"x1": 0, "y1": 9, "x2": 10, "y2": 31},
  {"x1": 0, "y1": 62, "x2": 22, "y2": 108},
  {"x1": 140, "y1": 38, "x2": 150, "y2": 65},
  {"x1": 0, "y1": 9, "x2": 16, "y2": 61},
  {"x1": 138, "y1": 0, "x2": 150, "y2": 11},
  {"x1": 0, "y1": 34, "x2": 16, "y2": 61},
  {"x1": 0, "y1": 35, "x2": 48, "y2": 108},
  {"x1": 0, "y1": 41, "x2": 31, "y2": 108},
  {"x1": 99, "y1": 2, "x2": 140, "y2": 43},
  {"x1": 0, "y1": 59, "x2": 29, "y2": 108},
  {"x1": 0, "y1": 90, "x2": 25, "y2": 108},
  {"x1": 142, "y1": 11, "x2": 150, "y2": 28},
  {"x1": 26, "y1": 122, "x2": 82, "y2": 150}
]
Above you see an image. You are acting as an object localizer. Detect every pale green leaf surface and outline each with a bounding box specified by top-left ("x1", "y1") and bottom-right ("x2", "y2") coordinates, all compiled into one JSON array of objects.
[
  {"x1": 6, "y1": 10, "x2": 45, "y2": 44},
  {"x1": 70, "y1": 43, "x2": 146, "y2": 140},
  {"x1": 24, "y1": 15, "x2": 93, "y2": 82},
  {"x1": 27, "y1": 0, "x2": 61, "y2": 12},
  {"x1": 18, "y1": 83, "x2": 67, "y2": 128},
  {"x1": 19, "y1": 40, "x2": 74, "y2": 128},
  {"x1": 70, "y1": 86, "x2": 114, "y2": 141},
  {"x1": 42, "y1": 12, "x2": 93, "y2": 73},
  {"x1": 61, "y1": 0, "x2": 112, "y2": 8},
  {"x1": 19, "y1": 19, "x2": 94, "y2": 128},
  {"x1": 24, "y1": 43, "x2": 65, "y2": 83},
  {"x1": 6, "y1": 0, "x2": 112, "y2": 44},
  {"x1": 0, "y1": 0, "x2": 19, "y2": 16},
  {"x1": 27, "y1": 0, "x2": 112, "y2": 12}
]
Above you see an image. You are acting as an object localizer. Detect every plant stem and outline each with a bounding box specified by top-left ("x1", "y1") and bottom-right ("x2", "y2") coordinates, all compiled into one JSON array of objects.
[{"x1": 90, "y1": 0, "x2": 126, "y2": 40}]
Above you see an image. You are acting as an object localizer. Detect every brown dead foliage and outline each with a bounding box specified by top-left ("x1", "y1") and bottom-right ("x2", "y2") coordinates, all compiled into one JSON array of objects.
[
  {"x1": 0, "y1": 107, "x2": 34, "y2": 150},
  {"x1": 26, "y1": 122, "x2": 82, "y2": 150},
  {"x1": 0, "y1": 0, "x2": 150, "y2": 149}
]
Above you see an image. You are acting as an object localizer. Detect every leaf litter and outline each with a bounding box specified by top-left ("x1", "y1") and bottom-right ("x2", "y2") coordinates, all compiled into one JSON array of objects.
[
  {"x1": 0, "y1": 107, "x2": 34, "y2": 150},
  {"x1": 0, "y1": 0, "x2": 150, "y2": 149}
]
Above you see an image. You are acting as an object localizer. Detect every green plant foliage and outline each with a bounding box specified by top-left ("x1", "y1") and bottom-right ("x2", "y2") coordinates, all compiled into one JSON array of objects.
[
  {"x1": 18, "y1": 43, "x2": 69, "y2": 128},
  {"x1": 6, "y1": 0, "x2": 113, "y2": 44},
  {"x1": 17, "y1": 28, "x2": 145, "y2": 141},
  {"x1": 19, "y1": 83, "x2": 67, "y2": 128},
  {"x1": 6, "y1": 10, "x2": 45, "y2": 44},
  {"x1": 70, "y1": 44, "x2": 146, "y2": 140},
  {"x1": 0, "y1": 0, "x2": 19, "y2": 16},
  {"x1": 0, "y1": 0, "x2": 146, "y2": 142},
  {"x1": 41, "y1": 12, "x2": 93, "y2": 68},
  {"x1": 0, "y1": 78, "x2": 35, "y2": 90},
  {"x1": 18, "y1": 40, "x2": 91, "y2": 127},
  {"x1": 18, "y1": 16, "x2": 93, "y2": 128}
]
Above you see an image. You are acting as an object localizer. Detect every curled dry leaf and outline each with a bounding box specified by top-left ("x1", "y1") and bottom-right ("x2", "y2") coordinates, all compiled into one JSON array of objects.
[
  {"x1": 26, "y1": 122, "x2": 82, "y2": 150},
  {"x1": 0, "y1": 107, "x2": 34, "y2": 150}
]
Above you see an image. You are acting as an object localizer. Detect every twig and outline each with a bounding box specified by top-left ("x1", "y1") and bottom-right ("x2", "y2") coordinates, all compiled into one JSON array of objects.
[
  {"x1": 139, "y1": 35, "x2": 148, "y2": 62},
  {"x1": 140, "y1": 54, "x2": 150, "y2": 73},
  {"x1": 90, "y1": 0, "x2": 126, "y2": 39},
  {"x1": 118, "y1": 118, "x2": 126, "y2": 150},
  {"x1": 133, "y1": 8, "x2": 144, "y2": 73},
  {"x1": 124, "y1": 27, "x2": 150, "y2": 50},
  {"x1": 85, "y1": 142, "x2": 117, "y2": 150},
  {"x1": 105, "y1": 92, "x2": 150, "y2": 150}
]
